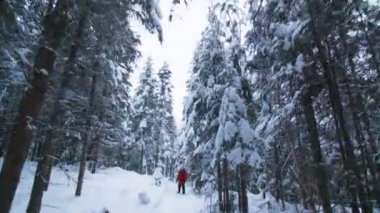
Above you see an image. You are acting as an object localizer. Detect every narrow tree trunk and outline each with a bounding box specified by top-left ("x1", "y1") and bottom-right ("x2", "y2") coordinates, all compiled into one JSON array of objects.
[
  {"x1": 140, "y1": 147, "x2": 144, "y2": 174},
  {"x1": 222, "y1": 158, "x2": 230, "y2": 213},
  {"x1": 273, "y1": 144, "x2": 280, "y2": 203},
  {"x1": 217, "y1": 160, "x2": 224, "y2": 212},
  {"x1": 90, "y1": 112, "x2": 103, "y2": 174},
  {"x1": 237, "y1": 165, "x2": 242, "y2": 213},
  {"x1": 273, "y1": 142, "x2": 285, "y2": 209},
  {"x1": 0, "y1": 1, "x2": 69, "y2": 211},
  {"x1": 90, "y1": 140, "x2": 99, "y2": 174},
  {"x1": 75, "y1": 74, "x2": 97, "y2": 197}
]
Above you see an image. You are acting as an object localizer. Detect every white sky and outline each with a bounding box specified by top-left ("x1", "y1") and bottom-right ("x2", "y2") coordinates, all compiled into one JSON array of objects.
[{"x1": 131, "y1": 0, "x2": 212, "y2": 127}]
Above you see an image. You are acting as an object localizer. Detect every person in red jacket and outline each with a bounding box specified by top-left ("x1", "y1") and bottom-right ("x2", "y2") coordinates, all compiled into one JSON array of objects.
[{"x1": 176, "y1": 167, "x2": 188, "y2": 194}]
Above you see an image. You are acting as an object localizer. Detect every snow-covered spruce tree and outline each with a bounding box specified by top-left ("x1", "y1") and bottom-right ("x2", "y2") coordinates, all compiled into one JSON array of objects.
[
  {"x1": 132, "y1": 57, "x2": 160, "y2": 175},
  {"x1": 157, "y1": 62, "x2": 177, "y2": 177},
  {"x1": 180, "y1": 9, "x2": 262, "y2": 213},
  {"x1": 179, "y1": 11, "x2": 227, "y2": 195},
  {"x1": 213, "y1": 76, "x2": 261, "y2": 213}
]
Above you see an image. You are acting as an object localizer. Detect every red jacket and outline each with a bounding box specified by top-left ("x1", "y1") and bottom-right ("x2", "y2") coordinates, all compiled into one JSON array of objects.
[{"x1": 176, "y1": 169, "x2": 187, "y2": 184}]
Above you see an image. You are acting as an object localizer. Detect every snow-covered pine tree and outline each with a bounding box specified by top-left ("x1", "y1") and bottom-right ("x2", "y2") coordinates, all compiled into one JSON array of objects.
[
  {"x1": 180, "y1": 11, "x2": 227, "y2": 195},
  {"x1": 157, "y1": 62, "x2": 177, "y2": 178},
  {"x1": 132, "y1": 57, "x2": 160, "y2": 175}
]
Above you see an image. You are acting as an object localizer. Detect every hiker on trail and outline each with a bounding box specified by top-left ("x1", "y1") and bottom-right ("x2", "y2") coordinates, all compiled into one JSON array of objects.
[
  {"x1": 176, "y1": 167, "x2": 188, "y2": 194},
  {"x1": 153, "y1": 167, "x2": 163, "y2": 187}
]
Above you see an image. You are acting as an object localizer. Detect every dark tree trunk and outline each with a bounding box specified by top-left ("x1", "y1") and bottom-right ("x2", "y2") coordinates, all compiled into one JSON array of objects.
[
  {"x1": 272, "y1": 140, "x2": 285, "y2": 209},
  {"x1": 217, "y1": 160, "x2": 224, "y2": 212},
  {"x1": 301, "y1": 90, "x2": 333, "y2": 213},
  {"x1": 27, "y1": 6, "x2": 88, "y2": 211},
  {"x1": 238, "y1": 164, "x2": 248, "y2": 213},
  {"x1": 90, "y1": 113, "x2": 103, "y2": 174},
  {"x1": 140, "y1": 147, "x2": 144, "y2": 174},
  {"x1": 275, "y1": 143, "x2": 286, "y2": 210},
  {"x1": 222, "y1": 158, "x2": 230, "y2": 213},
  {"x1": 164, "y1": 157, "x2": 169, "y2": 177},
  {"x1": 90, "y1": 140, "x2": 99, "y2": 174},
  {"x1": 75, "y1": 74, "x2": 97, "y2": 197},
  {"x1": 0, "y1": 1, "x2": 69, "y2": 212},
  {"x1": 237, "y1": 165, "x2": 242, "y2": 213}
]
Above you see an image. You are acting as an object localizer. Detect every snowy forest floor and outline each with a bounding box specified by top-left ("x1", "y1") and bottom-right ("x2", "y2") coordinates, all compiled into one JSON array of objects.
[
  {"x1": 7, "y1": 161, "x2": 205, "y2": 213},
  {"x1": 4, "y1": 159, "x2": 371, "y2": 213}
]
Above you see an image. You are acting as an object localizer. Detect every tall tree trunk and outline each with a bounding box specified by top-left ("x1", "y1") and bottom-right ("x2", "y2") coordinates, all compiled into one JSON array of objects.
[
  {"x1": 273, "y1": 143, "x2": 280, "y2": 203},
  {"x1": 222, "y1": 158, "x2": 230, "y2": 213},
  {"x1": 217, "y1": 160, "x2": 224, "y2": 212},
  {"x1": 0, "y1": 1, "x2": 69, "y2": 212},
  {"x1": 26, "y1": 6, "x2": 87, "y2": 212},
  {"x1": 301, "y1": 90, "x2": 333, "y2": 213},
  {"x1": 237, "y1": 165, "x2": 242, "y2": 213},
  {"x1": 273, "y1": 141, "x2": 285, "y2": 209},
  {"x1": 75, "y1": 74, "x2": 97, "y2": 197}
]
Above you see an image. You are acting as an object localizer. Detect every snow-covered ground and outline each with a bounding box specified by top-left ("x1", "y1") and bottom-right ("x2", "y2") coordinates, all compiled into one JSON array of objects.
[
  {"x1": 9, "y1": 161, "x2": 204, "y2": 213},
  {"x1": 5, "y1": 160, "x2": 360, "y2": 213}
]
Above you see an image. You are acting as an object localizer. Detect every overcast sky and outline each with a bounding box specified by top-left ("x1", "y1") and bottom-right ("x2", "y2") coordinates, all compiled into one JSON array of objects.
[{"x1": 131, "y1": 0, "x2": 212, "y2": 127}]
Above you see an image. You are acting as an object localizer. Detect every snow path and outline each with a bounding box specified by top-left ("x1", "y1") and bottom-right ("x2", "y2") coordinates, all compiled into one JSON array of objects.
[{"x1": 11, "y1": 162, "x2": 204, "y2": 213}]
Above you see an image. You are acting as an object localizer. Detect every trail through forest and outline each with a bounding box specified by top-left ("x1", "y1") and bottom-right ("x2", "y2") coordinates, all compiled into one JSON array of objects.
[{"x1": 10, "y1": 161, "x2": 204, "y2": 213}]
